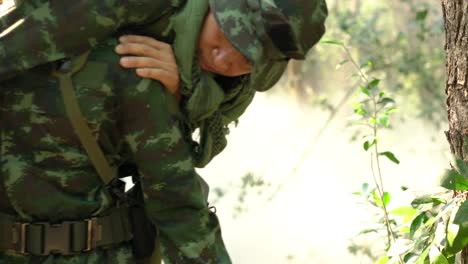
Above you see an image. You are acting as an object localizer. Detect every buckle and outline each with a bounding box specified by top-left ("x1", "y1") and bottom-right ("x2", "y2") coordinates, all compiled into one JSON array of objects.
[
  {"x1": 11, "y1": 218, "x2": 103, "y2": 255},
  {"x1": 12, "y1": 222, "x2": 27, "y2": 254},
  {"x1": 42, "y1": 222, "x2": 72, "y2": 255},
  {"x1": 84, "y1": 218, "x2": 99, "y2": 252}
]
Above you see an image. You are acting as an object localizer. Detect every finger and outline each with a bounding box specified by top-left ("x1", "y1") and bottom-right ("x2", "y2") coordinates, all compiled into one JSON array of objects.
[
  {"x1": 136, "y1": 68, "x2": 179, "y2": 93},
  {"x1": 120, "y1": 57, "x2": 177, "y2": 71},
  {"x1": 115, "y1": 43, "x2": 173, "y2": 62},
  {"x1": 115, "y1": 43, "x2": 175, "y2": 64},
  {"x1": 119, "y1": 35, "x2": 172, "y2": 51},
  {"x1": 136, "y1": 68, "x2": 172, "y2": 80}
]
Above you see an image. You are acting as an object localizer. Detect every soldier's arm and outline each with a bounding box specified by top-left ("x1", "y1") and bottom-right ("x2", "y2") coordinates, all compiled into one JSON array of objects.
[
  {"x1": 0, "y1": 0, "x2": 175, "y2": 80},
  {"x1": 119, "y1": 78, "x2": 231, "y2": 263}
]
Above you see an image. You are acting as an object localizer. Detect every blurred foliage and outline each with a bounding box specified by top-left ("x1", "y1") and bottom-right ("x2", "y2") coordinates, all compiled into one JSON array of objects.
[
  {"x1": 211, "y1": 172, "x2": 271, "y2": 218},
  {"x1": 287, "y1": 0, "x2": 445, "y2": 127},
  {"x1": 214, "y1": 1, "x2": 457, "y2": 262},
  {"x1": 319, "y1": 12, "x2": 467, "y2": 263},
  {"x1": 352, "y1": 173, "x2": 467, "y2": 264}
]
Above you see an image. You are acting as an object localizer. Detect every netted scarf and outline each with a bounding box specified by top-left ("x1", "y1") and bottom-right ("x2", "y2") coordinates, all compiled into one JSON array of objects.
[{"x1": 170, "y1": 0, "x2": 255, "y2": 168}]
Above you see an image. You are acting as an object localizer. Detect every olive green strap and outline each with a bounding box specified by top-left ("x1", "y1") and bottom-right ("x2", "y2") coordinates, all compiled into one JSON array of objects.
[
  {"x1": 149, "y1": 239, "x2": 162, "y2": 264},
  {"x1": 52, "y1": 52, "x2": 115, "y2": 185}
]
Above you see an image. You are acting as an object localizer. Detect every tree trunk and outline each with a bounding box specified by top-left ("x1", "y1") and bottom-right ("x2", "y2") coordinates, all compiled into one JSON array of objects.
[{"x1": 442, "y1": 0, "x2": 468, "y2": 263}]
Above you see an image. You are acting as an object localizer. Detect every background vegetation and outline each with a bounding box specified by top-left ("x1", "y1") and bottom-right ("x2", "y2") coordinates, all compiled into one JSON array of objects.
[{"x1": 203, "y1": 0, "x2": 467, "y2": 263}]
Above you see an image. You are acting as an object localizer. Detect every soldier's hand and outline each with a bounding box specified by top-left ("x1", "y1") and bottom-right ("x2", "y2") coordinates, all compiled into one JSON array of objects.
[{"x1": 115, "y1": 35, "x2": 180, "y2": 99}]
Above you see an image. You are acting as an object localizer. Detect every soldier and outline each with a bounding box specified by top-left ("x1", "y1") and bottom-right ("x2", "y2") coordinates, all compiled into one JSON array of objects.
[{"x1": 0, "y1": 0, "x2": 327, "y2": 263}]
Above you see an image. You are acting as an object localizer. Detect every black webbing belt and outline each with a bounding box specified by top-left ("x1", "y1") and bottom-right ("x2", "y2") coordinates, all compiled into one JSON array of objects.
[{"x1": 0, "y1": 208, "x2": 132, "y2": 255}]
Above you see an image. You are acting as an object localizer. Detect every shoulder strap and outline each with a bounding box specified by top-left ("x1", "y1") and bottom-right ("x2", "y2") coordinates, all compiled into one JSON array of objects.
[{"x1": 52, "y1": 52, "x2": 116, "y2": 185}]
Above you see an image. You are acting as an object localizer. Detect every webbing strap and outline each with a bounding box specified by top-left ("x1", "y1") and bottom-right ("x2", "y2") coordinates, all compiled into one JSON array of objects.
[
  {"x1": 52, "y1": 52, "x2": 116, "y2": 185},
  {"x1": 151, "y1": 240, "x2": 162, "y2": 264},
  {"x1": 50, "y1": 53, "x2": 161, "y2": 263},
  {"x1": 0, "y1": 208, "x2": 132, "y2": 255}
]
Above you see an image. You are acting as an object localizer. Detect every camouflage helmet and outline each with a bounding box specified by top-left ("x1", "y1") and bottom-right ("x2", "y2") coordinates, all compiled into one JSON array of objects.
[{"x1": 209, "y1": 0, "x2": 328, "y2": 90}]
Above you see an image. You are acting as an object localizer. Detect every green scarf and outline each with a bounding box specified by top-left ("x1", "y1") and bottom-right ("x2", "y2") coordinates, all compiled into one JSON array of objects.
[
  {"x1": 143, "y1": 0, "x2": 288, "y2": 168},
  {"x1": 169, "y1": 0, "x2": 256, "y2": 168}
]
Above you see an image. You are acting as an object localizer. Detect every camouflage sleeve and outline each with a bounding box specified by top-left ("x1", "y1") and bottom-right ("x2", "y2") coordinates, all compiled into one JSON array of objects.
[
  {"x1": 119, "y1": 78, "x2": 231, "y2": 264},
  {"x1": 0, "y1": 0, "x2": 174, "y2": 79}
]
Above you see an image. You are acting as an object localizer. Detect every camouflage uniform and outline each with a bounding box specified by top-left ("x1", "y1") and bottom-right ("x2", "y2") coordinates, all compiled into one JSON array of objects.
[
  {"x1": 0, "y1": 0, "x2": 327, "y2": 263},
  {"x1": 1, "y1": 41, "x2": 232, "y2": 264}
]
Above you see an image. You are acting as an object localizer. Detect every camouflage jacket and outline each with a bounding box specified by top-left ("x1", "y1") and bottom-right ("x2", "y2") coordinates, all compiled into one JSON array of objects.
[{"x1": 0, "y1": 0, "x2": 232, "y2": 263}]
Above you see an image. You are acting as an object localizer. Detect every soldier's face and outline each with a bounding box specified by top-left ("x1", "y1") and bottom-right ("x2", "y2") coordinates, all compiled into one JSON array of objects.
[{"x1": 198, "y1": 10, "x2": 252, "y2": 77}]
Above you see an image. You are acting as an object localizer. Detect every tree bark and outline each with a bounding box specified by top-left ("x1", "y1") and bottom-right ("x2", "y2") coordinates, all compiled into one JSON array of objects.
[{"x1": 442, "y1": 0, "x2": 468, "y2": 263}]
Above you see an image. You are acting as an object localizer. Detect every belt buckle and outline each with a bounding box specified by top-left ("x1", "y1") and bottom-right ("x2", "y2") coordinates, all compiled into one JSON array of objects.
[
  {"x1": 84, "y1": 218, "x2": 99, "y2": 252},
  {"x1": 13, "y1": 222, "x2": 28, "y2": 254},
  {"x1": 42, "y1": 221, "x2": 72, "y2": 255}
]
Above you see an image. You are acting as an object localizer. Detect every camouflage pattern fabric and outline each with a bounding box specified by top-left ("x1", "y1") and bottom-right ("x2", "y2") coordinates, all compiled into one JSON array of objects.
[
  {"x1": 0, "y1": 0, "x2": 181, "y2": 79},
  {"x1": 0, "y1": 0, "x2": 328, "y2": 262},
  {"x1": 210, "y1": 0, "x2": 328, "y2": 91},
  {"x1": 0, "y1": 38, "x2": 231, "y2": 263}
]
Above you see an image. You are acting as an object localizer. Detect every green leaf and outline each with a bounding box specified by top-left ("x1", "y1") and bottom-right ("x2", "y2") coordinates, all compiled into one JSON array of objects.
[
  {"x1": 378, "y1": 97, "x2": 395, "y2": 106},
  {"x1": 368, "y1": 79, "x2": 380, "y2": 89},
  {"x1": 411, "y1": 197, "x2": 434, "y2": 206},
  {"x1": 440, "y1": 169, "x2": 468, "y2": 191},
  {"x1": 411, "y1": 197, "x2": 446, "y2": 207},
  {"x1": 446, "y1": 256, "x2": 456, "y2": 264},
  {"x1": 320, "y1": 39, "x2": 344, "y2": 46},
  {"x1": 446, "y1": 224, "x2": 458, "y2": 250},
  {"x1": 363, "y1": 139, "x2": 377, "y2": 151},
  {"x1": 354, "y1": 108, "x2": 367, "y2": 116},
  {"x1": 410, "y1": 212, "x2": 429, "y2": 238},
  {"x1": 454, "y1": 157, "x2": 468, "y2": 176},
  {"x1": 363, "y1": 141, "x2": 371, "y2": 151},
  {"x1": 360, "y1": 85, "x2": 371, "y2": 97},
  {"x1": 362, "y1": 183, "x2": 370, "y2": 195},
  {"x1": 352, "y1": 102, "x2": 367, "y2": 116},
  {"x1": 390, "y1": 206, "x2": 419, "y2": 223},
  {"x1": 432, "y1": 197, "x2": 446, "y2": 205},
  {"x1": 385, "y1": 107, "x2": 398, "y2": 114},
  {"x1": 430, "y1": 247, "x2": 449, "y2": 264},
  {"x1": 351, "y1": 101, "x2": 360, "y2": 108},
  {"x1": 358, "y1": 228, "x2": 378, "y2": 235},
  {"x1": 378, "y1": 114, "x2": 390, "y2": 128},
  {"x1": 383, "y1": 192, "x2": 391, "y2": 206},
  {"x1": 416, "y1": 9, "x2": 428, "y2": 22},
  {"x1": 360, "y1": 61, "x2": 373, "y2": 69},
  {"x1": 453, "y1": 200, "x2": 468, "y2": 225},
  {"x1": 446, "y1": 222, "x2": 468, "y2": 254},
  {"x1": 404, "y1": 253, "x2": 418, "y2": 263},
  {"x1": 379, "y1": 151, "x2": 400, "y2": 164},
  {"x1": 415, "y1": 244, "x2": 431, "y2": 264},
  {"x1": 374, "y1": 256, "x2": 389, "y2": 264},
  {"x1": 445, "y1": 201, "x2": 468, "y2": 254},
  {"x1": 372, "y1": 190, "x2": 383, "y2": 208},
  {"x1": 399, "y1": 226, "x2": 410, "y2": 233}
]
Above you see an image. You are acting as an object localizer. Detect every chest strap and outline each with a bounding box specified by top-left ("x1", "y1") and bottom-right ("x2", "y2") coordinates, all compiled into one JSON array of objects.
[
  {"x1": 51, "y1": 52, "x2": 116, "y2": 185},
  {"x1": 0, "y1": 208, "x2": 132, "y2": 256},
  {"x1": 51, "y1": 54, "x2": 161, "y2": 263}
]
